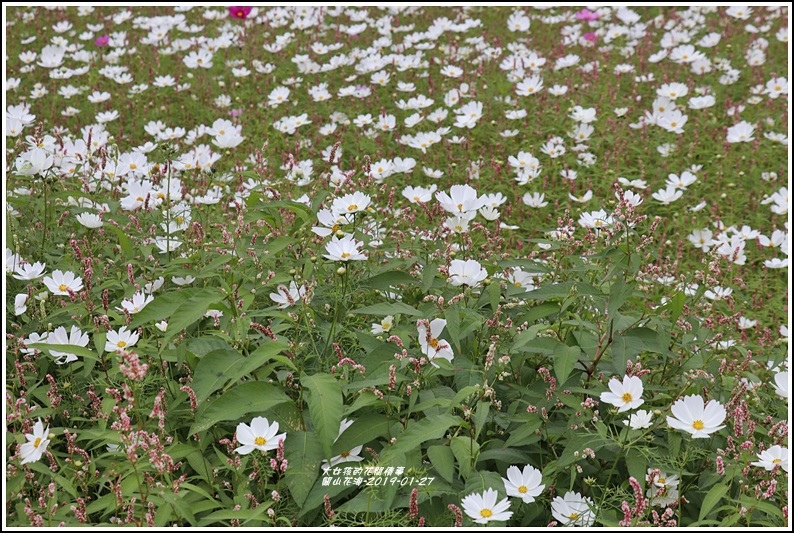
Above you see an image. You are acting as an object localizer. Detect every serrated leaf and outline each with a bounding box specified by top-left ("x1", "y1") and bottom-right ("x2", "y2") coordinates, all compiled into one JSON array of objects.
[
  {"x1": 189, "y1": 381, "x2": 291, "y2": 434},
  {"x1": 301, "y1": 373, "x2": 344, "y2": 459}
]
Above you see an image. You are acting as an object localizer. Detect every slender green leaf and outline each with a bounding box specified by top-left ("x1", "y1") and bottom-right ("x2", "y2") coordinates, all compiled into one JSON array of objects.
[
  {"x1": 191, "y1": 348, "x2": 245, "y2": 405},
  {"x1": 232, "y1": 340, "x2": 293, "y2": 381},
  {"x1": 160, "y1": 288, "x2": 227, "y2": 345},
  {"x1": 380, "y1": 414, "x2": 462, "y2": 463},
  {"x1": 473, "y1": 401, "x2": 489, "y2": 440},
  {"x1": 450, "y1": 436, "x2": 479, "y2": 481},
  {"x1": 699, "y1": 484, "x2": 729, "y2": 521},
  {"x1": 553, "y1": 343, "x2": 580, "y2": 384},
  {"x1": 189, "y1": 381, "x2": 291, "y2": 434},
  {"x1": 332, "y1": 414, "x2": 392, "y2": 456},
  {"x1": 351, "y1": 301, "x2": 423, "y2": 317},
  {"x1": 301, "y1": 373, "x2": 344, "y2": 459},
  {"x1": 444, "y1": 306, "x2": 461, "y2": 352},
  {"x1": 427, "y1": 445, "x2": 455, "y2": 484},
  {"x1": 28, "y1": 343, "x2": 97, "y2": 362},
  {"x1": 284, "y1": 431, "x2": 325, "y2": 508}
]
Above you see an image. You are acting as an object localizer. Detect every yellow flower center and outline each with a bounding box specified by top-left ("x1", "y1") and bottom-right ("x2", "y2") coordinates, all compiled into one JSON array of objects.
[
  {"x1": 518, "y1": 485, "x2": 528, "y2": 493},
  {"x1": 692, "y1": 420, "x2": 704, "y2": 430},
  {"x1": 59, "y1": 284, "x2": 68, "y2": 291},
  {"x1": 480, "y1": 509, "x2": 493, "y2": 518},
  {"x1": 34, "y1": 437, "x2": 42, "y2": 448},
  {"x1": 129, "y1": 163, "x2": 137, "y2": 170},
  {"x1": 622, "y1": 392, "x2": 633, "y2": 402},
  {"x1": 772, "y1": 458, "x2": 782, "y2": 464},
  {"x1": 569, "y1": 512, "x2": 579, "y2": 521},
  {"x1": 117, "y1": 341, "x2": 127, "y2": 348},
  {"x1": 658, "y1": 477, "x2": 666, "y2": 484},
  {"x1": 254, "y1": 436, "x2": 266, "y2": 446},
  {"x1": 340, "y1": 451, "x2": 350, "y2": 458},
  {"x1": 341, "y1": 252, "x2": 351, "y2": 259},
  {"x1": 347, "y1": 204, "x2": 358, "y2": 211},
  {"x1": 429, "y1": 338, "x2": 439, "y2": 348}
]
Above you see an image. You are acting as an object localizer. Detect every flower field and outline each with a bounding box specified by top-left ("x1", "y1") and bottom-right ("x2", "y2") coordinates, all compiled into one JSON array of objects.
[{"x1": 4, "y1": 5, "x2": 790, "y2": 527}]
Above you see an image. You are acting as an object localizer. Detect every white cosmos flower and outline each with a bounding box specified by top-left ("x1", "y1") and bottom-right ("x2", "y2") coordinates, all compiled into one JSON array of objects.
[
  {"x1": 502, "y1": 465, "x2": 545, "y2": 503},
  {"x1": 321, "y1": 445, "x2": 364, "y2": 472},
  {"x1": 331, "y1": 191, "x2": 371, "y2": 216},
  {"x1": 324, "y1": 234, "x2": 366, "y2": 262},
  {"x1": 235, "y1": 417, "x2": 286, "y2": 455},
  {"x1": 772, "y1": 371, "x2": 788, "y2": 399},
  {"x1": 751, "y1": 445, "x2": 789, "y2": 472},
  {"x1": 47, "y1": 325, "x2": 90, "y2": 364},
  {"x1": 371, "y1": 315, "x2": 394, "y2": 335},
  {"x1": 117, "y1": 292, "x2": 154, "y2": 314},
  {"x1": 105, "y1": 326, "x2": 140, "y2": 353},
  {"x1": 75, "y1": 212, "x2": 103, "y2": 228},
  {"x1": 624, "y1": 409, "x2": 654, "y2": 429},
  {"x1": 13, "y1": 261, "x2": 46, "y2": 281},
  {"x1": 43, "y1": 269, "x2": 83, "y2": 295},
  {"x1": 461, "y1": 488, "x2": 513, "y2": 524},
  {"x1": 726, "y1": 121, "x2": 755, "y2": 143},
  {"x1": 269, "y1": 281, "x2": 306, "y2": 309},
  {"x1": 20, "y1": 418, "x2": 51, "y2": 465},
  {"x1": 600, "y1": 375, "x2": 645, "y2": 412},
  {"x1": 14, "y1": 293, "x2": 28, "y2": 315},
  {"x1": 551, "y1": 491, "x2": 595, "y2": 526},
  {"x1": 666, "y1": 395, "x2": 726, "y2": 438},
  {"x1": 417, "y1": 318, "x2": 454, "y2": 367},
  {"x1": 448, "y1": 259, "x2": 488, "y2": 288}
]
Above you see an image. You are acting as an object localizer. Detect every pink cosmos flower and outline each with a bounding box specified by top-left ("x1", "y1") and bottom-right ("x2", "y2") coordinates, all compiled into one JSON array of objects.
[
  {"x1": 575, "y1": 9, "x2": 600, "y2": 21},
  {"x1": 584, "y1": 32, "x2": 598, "y2": 42},
  {"x1": 229, "y1": 6, "x2": 252, "y2": 19},
  {"x1": 95, "y1": 35, "x2": 109, "y2": 47}
]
